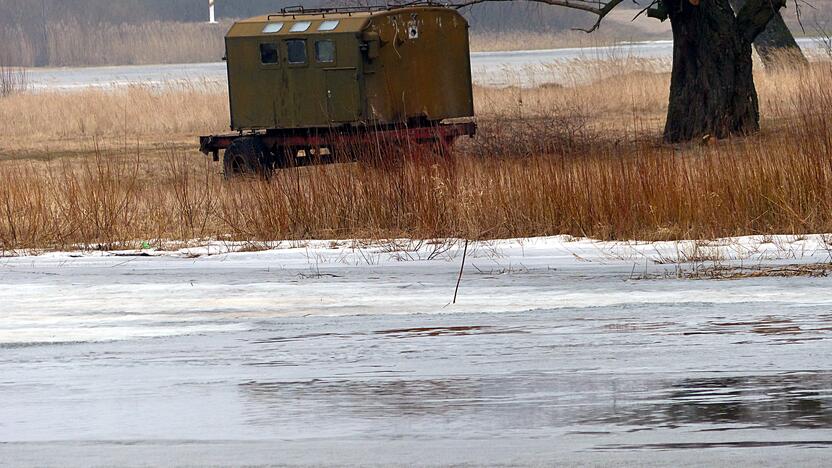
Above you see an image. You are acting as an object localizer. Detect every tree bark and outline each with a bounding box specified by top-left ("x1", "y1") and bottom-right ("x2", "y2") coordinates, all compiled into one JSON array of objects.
[
  {"x1": 729, "y1": 0, "x2": 808, "y2": 68},
  {"x1": 663, "y1": 0, "x2": 786, "y2": 143}
]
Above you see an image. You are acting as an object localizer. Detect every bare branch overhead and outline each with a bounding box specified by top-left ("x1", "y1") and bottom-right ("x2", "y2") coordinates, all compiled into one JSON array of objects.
[{"x1": 453, "y1": 0, "x2": 629, "y2": 32}]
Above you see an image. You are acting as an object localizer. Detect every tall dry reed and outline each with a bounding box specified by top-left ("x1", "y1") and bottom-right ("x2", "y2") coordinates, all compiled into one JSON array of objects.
[
  {"x1": 0, "y1": 61, "x2": 830, "y2": 251},
  {"x1": 0, "y1": 81, "x2": 227, "y2": 158}
]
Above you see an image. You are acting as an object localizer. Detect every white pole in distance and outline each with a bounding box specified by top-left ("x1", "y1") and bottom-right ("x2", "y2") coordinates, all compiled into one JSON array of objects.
[{"x1": 209, "y1": 0, "x2": 218, "y2": 24}]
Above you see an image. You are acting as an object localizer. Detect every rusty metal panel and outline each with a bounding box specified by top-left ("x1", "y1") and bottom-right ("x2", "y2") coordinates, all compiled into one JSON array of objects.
[{"x1": 363, "y1": 7, "x2": 474, "y2": 124}]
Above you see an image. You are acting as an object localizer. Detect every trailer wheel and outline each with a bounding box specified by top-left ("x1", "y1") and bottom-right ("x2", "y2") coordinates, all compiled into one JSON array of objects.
[{"x1": 224, "y1": 137, "x2": 269, "y2": 178}]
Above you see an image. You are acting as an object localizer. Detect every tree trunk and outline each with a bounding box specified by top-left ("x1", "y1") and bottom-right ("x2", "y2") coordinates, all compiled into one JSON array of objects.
[
  {"x1": 729, "y1": 0, "x2": 808, "y2": 68},
  {"x1": 663, "y1": 0, "x2": 786, "y2": 143}
]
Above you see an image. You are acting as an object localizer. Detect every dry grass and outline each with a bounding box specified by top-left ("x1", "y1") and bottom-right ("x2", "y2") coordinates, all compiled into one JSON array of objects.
[
  {"x1": 0, "y1": 60, "x2": 831, "y2": 251},
  {"x1": 1, "y1": 57, "x2": 671, "y2": 158},
  {"x1": 649, "y1": 263, "x2": 832, "y2": 280},
  {"x1": 0, "y1": 81, "x2": 227, "y2": 160}
]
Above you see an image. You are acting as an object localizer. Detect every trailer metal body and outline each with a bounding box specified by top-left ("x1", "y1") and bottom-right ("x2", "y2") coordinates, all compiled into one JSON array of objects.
[{"x1": 199, "y1": 4, "x2": 476, "y2": 175}]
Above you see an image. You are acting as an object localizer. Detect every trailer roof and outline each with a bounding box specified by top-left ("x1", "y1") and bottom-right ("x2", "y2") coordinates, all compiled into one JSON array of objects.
[{"x1": 226, "y1": 5, "x2": 457, "y2": 38}]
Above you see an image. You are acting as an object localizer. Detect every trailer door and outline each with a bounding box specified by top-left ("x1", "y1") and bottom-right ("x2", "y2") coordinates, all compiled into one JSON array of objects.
[{"x1": 324, "y1": 68, "x2": 360, "y2": 123}]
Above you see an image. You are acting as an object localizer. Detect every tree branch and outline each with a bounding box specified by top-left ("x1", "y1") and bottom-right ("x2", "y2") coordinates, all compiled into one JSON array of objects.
[
  {"x1": 576, "y1": 0, "x2": 627, "y2": 32},
  {"x1": 453, "y1": 0, "x2": 628, "y2": 33},
  {"x1": 736, "y1": 0, "x2": 788, "y2": 42}
]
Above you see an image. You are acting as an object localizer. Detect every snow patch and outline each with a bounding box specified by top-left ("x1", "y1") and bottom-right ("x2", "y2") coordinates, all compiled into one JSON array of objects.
[{"x1": 2, "y1": 235, "x2": 831, "y2": 345}]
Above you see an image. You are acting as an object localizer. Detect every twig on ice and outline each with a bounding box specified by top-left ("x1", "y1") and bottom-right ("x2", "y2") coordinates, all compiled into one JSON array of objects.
[{"x1": 453, "y1": 239, "x2": 469, "y2": 304}]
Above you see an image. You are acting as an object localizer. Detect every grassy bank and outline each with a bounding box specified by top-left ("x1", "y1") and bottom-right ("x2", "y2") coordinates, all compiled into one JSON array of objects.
[{"x1": 0, "y1": 60, "x2": 830, "y2": 251}]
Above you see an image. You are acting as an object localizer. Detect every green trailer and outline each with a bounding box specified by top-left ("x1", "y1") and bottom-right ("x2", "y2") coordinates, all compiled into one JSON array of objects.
[{"x1": 199, "y1": 3, "x2": 477, "y2": 176}]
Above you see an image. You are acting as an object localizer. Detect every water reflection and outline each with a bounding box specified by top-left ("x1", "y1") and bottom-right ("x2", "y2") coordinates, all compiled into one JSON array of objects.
[
  {"x1": 250, "y1": 326, "x2": 527, "y2": 345},
  {"x1": 373, "y1": 326, "x2": 528, "y2": 338},
  {"x1": 592, "y1": 373, "x2": 832, "y2": 430},
  {"x1": 596, "y1": 440, "x2": 832, "y2": 451},
  {"x1": 239, "y1": 372, "x2": 832, "y2": 435},
  {"x1": 241, "y1": 377, "x2": 483, "y2": 418}
]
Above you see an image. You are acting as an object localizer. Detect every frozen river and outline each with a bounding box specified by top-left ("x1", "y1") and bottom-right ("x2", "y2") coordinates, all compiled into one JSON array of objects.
[
  {"x1": 24, "y1": 37, "x2": 829, "y2": 90},
  {"x1": 2, "y1": 236, "x2": 832, "y2": 466}
]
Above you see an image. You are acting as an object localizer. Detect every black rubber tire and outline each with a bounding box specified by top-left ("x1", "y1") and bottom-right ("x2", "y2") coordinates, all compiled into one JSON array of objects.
[{"x1": 223, "y1": 137, "x2": 269, "y2": 179}]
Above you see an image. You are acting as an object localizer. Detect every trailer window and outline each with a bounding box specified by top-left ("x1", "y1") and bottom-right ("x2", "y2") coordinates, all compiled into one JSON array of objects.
[
  {"x1": 289, "y1": 21, "x2": 311, "y2": 32},
  {"x1": 286, "y1": 39, "x2": 307, "y2": 64},
  {"x1": 318, "y1": 20, "x2": 339, "y2": 31},
  {"x1": 262, "y1": 22, "x2": 284, "y2": 33},
  {"x1": 315, "y1": 40, "x2": 335, "y2": 63},
  {"x1": 259, "y1": 43, "x2": 279, "y2": 64}
]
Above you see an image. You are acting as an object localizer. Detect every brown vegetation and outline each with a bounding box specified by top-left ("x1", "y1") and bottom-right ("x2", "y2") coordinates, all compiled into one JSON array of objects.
[
  {"x1": 0, "y1": 81, "x2": 225, "y2": 158},
  {"x1": 0, "y1": 60, "x2": 830, "y2": 251}
]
